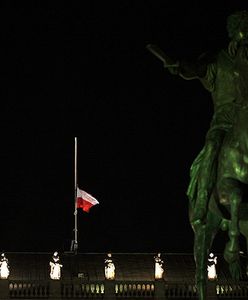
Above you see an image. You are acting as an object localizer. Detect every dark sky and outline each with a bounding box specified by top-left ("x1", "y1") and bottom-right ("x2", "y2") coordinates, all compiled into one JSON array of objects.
[{"x1": 2, "y1": 1, "x2": 247, "y2": 253}]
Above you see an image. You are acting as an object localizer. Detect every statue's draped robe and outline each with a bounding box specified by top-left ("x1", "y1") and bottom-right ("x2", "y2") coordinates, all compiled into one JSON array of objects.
[{"x1": 186, "y1": 50, "x2": 236, "y2": 207}]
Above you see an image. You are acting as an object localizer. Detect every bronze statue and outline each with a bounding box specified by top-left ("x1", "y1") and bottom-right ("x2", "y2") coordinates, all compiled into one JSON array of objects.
[{"x1": 147, "y1": 10, "x2": 248, "y2": 300}]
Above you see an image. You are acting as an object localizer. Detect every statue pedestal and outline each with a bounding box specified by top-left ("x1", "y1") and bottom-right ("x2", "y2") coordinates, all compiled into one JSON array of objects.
[
  {"x1": 104, "y1": 280, "x2": 115, "y2": 300},
  {"x1": 206, "y1": 281, "x2": 217, "y2": 300},
  {"x1": 49, "y1": 280, "x2": 61, "y2": 299},
  {"x1": 0, "y1": 280, "x2": 9, "y2": 299},
  {"x1": 154, "y1": 279, "x2": 165, "y2": 299}
]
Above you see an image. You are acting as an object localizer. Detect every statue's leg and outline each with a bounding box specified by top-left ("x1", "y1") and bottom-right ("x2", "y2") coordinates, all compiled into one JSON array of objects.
[
  {"x1": 239, "y1": 220, "x2": 248, "y2": 277},
  {"x1": 191, "y1": 209, "x2": 221, "y2": 300},
  {"x1": 192, "y1": 220, "x2": 206, "y2": 300},
  {"x1": 193, "y1": 133, "x2": 224, "y2": 222},
  {"x1": 205, "y1": 211, "x2": 222, "y2": 297},
  {"x1": 217, "y1": 178, "x2": 242, "y2": 280}
]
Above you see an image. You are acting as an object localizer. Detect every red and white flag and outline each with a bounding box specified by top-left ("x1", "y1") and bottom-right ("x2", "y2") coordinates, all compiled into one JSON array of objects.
[{"x1": 76, "y1": 187, "x2": 99, "y2": 213}]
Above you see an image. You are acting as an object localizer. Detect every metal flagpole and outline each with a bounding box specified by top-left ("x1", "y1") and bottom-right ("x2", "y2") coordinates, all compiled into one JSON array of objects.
[
  {"x1": 74, "y1": 137, "x2": 78, "y2": 251},
  {"x1": 71, "y1": 137, "x2": 78, "y2": 253}
]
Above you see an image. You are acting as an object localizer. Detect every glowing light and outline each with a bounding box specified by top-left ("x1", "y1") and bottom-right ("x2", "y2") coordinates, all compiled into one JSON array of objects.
[
  {"x1": 154, "y1": 253, "x2": 164, "y2": 279},
  {"x1": 0, "y1": 253, "x2": 9, "y2": 279},
  {"x1": 208, "y1": 253, "x2": 217, "y2": 280},
  {"x1": 49, "y1": 252, "x2": 63, "y2": 280},
  {"x1": 104, "y1": 253, "x2": 115, "y2": 280}
]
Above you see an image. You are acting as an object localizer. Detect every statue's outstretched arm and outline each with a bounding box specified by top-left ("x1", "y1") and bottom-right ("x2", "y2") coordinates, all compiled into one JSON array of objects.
[
  {"x1": 179, "y1": 59, "x2": 207, "y2": 80},
  {"x1": 146, "y1": 44, "x2": 208, "y2": 80},
  {"x1": 146, "y1": 44, "x2": 178, "y2": 67},
  {"x1": 146, "y1": 44, "x2": 179, "y2": 75}
]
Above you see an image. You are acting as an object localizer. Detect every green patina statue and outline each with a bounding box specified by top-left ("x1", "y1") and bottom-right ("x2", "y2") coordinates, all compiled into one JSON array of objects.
[{"x1": 147, "y1": 10, "x2": 248, "y2": 300}]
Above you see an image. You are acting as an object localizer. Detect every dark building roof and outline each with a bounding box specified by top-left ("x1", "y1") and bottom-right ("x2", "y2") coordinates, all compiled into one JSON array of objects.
[{"x1": 4, "y1": 252, "x2": 245, "y2": 282}]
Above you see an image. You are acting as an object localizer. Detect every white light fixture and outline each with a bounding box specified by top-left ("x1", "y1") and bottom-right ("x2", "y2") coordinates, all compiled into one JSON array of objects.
[
  {"x1": 49, "y1": 251, "x2": 63, "y2": 280},
  {"x1": 104, "y1": 253, "x2": 115, "y2": 280},
  {"x1": 154, "y1": 253, "x2": 164, "y2": 279}
]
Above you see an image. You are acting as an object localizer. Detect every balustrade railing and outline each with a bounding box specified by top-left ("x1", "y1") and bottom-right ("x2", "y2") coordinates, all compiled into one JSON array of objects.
[
  {"x1": 0, "y1": 279, "x2": 247, "y2": 299},
  {"x1": 9, "y1": 281, "x2": 49, "y2": 298}
]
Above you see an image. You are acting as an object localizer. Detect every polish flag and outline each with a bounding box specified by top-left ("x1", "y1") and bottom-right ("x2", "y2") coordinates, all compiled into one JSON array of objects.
[{"x1": 76, "y1": 187, "x2": 99, "y2": 213}]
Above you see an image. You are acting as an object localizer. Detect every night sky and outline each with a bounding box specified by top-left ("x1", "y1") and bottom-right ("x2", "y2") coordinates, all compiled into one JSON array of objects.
[{"x1": 2, "y1": 1, "x2": 247, "y2": 253}]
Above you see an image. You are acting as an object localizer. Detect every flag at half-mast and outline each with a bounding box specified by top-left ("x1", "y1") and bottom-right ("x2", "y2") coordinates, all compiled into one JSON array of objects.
[{"x1": 76, "y1": 187, "x2": 99, "y2": 213}]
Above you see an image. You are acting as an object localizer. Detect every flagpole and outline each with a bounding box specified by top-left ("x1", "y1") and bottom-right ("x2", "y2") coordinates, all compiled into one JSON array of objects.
[{"x1": 73, "y1": 137, "x2": 78, "y2": 252}]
